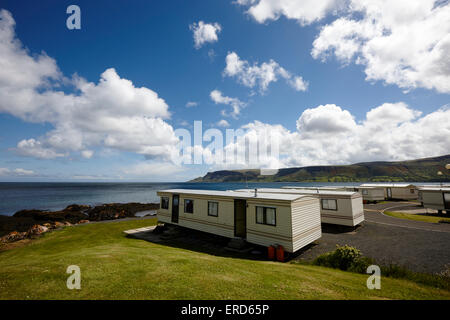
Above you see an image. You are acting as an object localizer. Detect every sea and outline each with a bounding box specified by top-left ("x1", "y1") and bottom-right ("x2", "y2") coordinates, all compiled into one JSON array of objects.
[{"x1": 0, "y1": 181, "x2": 441, "y2": 216}]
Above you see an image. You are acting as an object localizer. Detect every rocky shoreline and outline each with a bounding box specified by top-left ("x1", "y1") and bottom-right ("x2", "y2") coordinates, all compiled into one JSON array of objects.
[{"x1": 0, "y1": 202, "x2": 159, "y2": 244}]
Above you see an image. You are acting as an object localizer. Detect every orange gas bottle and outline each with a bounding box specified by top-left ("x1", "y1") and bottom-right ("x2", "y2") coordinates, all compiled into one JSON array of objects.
[
  {"x1": 267, "y1": 245, "x2": 275, "y2": 260},
  {"x1": 276, "y1": 245, "x2": 285, "y2": 262}
]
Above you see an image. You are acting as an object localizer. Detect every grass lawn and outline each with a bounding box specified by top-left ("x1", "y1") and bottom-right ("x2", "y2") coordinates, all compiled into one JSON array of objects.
[
  {"x1": 384, "y1": 211, "x2": 450, "y2": 224},
  {"x1": 0, "y1": 219, "x2": 449, "y2": 300}
]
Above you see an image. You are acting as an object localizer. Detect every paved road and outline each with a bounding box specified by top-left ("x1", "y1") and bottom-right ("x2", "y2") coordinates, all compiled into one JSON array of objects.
[
  {"x1": 297, "y1": 220, "x2": 450, "y2": 273},
  {"x1": 295, "y1": 201, "x2": 450, "y2": 273},
  {"x1": 364, "y1": 202, "x2": 450, "y2": 233}
]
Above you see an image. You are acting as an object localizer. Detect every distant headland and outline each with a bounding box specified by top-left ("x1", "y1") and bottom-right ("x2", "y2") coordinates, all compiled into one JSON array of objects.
[{"x1": 190, "y1": 155, "x2": 450, "y2": 183}]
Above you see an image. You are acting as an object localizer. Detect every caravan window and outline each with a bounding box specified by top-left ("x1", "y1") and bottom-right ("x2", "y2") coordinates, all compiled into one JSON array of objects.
[
  {"x1": 208, "y1": 201, "x2": 218, "y2": 217},
  {"x1": 410, "y1": 189, "x2": 415, "y2": 193},
  {"x1": 161, "y1": 197, "x2": 169, "y2": 209},
  {"x1": 256, "y1": 206, "x2": 276, "y2": 226},
  {"x1": 256, "y1": 207, "x2": 264, "y2": 224},
  {"x1": 266, "y1": 208, "x2": 276, "y2": 225},
  {"x1": 321, "y1": 199, "x2": 337, "y2": 211},
  {"x1": 362, "y1": 190, "x2": 368, "y2": 195},
  {"x1": 184, "y1": 199, "x2": 194, "y2": 213}
]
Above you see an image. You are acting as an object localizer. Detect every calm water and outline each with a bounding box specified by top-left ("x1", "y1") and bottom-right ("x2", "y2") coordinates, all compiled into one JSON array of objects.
[
  {"x1": 0, "y1": 181, "x2": 364, "y2": 216},
  {"x1": 0, "y1": 181, "x2": 440, "y2": 216}
]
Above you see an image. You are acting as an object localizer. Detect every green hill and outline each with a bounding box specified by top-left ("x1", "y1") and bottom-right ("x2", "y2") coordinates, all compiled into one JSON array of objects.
[
  {"x1": 0, "y1": 218, "x2": 448, "y2": 299},
  {"x1": 191, "y1": 155, "x2": 450, "y2": 183}
]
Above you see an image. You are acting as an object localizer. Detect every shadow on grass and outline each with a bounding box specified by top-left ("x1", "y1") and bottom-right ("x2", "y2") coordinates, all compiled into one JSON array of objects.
[
  {"x1": 126, "y1": 225, "x2": 270, "y2": 262},
  {"x1": 126, "y1": 224, "x2": 334, "y2": 263},
  {"x1": 126, "y1": 221, "x2": 364, "y2": 263}
]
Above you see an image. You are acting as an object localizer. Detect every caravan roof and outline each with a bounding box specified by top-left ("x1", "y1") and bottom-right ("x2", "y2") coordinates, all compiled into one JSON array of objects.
[
  {"x1": 158, "y1": 189, "x2": 308, "y2": 201},
  {"x1": 234, "y1": 188, "x2": 359, "y2": 197},
  {"x1": 359, "y1": 183, "x2": 416, "y2": 188},
  {"x1": 282, "y1": 186, "x2": 348, "y2": 190},
  {"x1": 418, "y1": 187, "x2": 450, "y2": 192}
]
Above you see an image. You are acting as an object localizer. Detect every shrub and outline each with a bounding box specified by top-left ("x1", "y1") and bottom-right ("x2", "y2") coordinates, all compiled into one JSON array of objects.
[
  {"x1": 311, "y1": 246, "x2": 450, "y2": 290},
  {"x1": 313, "y1": 245, "x2": 372, "y2": 272},
  {"x1": 347, "y1": 256, "x2": 374, "y2": 274}
]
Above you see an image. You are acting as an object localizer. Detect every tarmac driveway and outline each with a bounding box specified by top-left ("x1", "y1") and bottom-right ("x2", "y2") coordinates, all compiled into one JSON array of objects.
[
  {"x1": 364, "y1": 202, "x2": 450, "y2": 233},
  {"x1": 296, "y1": 202, "x2": 450, "y2": 273}
]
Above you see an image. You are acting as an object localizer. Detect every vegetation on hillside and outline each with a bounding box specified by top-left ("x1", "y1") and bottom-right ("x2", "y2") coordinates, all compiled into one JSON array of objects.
[{"x1": 191, "y1": 155, "x2": 450, "y2": 183}]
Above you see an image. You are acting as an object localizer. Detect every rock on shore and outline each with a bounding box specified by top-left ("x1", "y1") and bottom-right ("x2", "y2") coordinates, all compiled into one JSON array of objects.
[
  {"x1": 0, "y1": 202, "x2": 160, "y2": 242},
  {"x1": 88, "y1": 203, "x2": 159, "y2": 221},
  {"x1": 1, "y1": 224, "x2": 49, "y2": 244},
  {"x1": 13, "y1": 205, "x2": 90, "y2": 223}
]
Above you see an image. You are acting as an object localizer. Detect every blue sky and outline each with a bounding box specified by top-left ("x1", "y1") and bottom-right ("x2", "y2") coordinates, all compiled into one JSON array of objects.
[{"x1": 0, "y1": 0, "x2": 449, "y2": 181}]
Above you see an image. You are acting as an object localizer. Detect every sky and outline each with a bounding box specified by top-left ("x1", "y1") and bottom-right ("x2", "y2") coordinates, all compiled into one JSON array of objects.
[{"x1": 0, "y1": 0, "x2": 449, "y2": 182}]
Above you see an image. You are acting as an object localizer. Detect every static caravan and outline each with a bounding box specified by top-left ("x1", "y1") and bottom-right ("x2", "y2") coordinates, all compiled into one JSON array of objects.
[
  {"x1": 359, "y1": 183, "x2": 419, "y2": 200},
  {"x1": 234, "y1": 188, "x2": 364, "y2": 227},
  {"x1": 418, "y1": 187, "x2": 450, "y2": 213},
  {"x1": 282, "y1": 185, "x2": 384, "y2": 203},
  {"x1": 354, "y1": 186, "x2": 385, "y2": 202},
  {"x1": 157, "y1": 189, "x2": 322, "y2": 253}
]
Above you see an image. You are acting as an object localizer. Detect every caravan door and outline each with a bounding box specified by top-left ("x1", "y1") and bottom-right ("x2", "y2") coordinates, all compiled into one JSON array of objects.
[
  {"x1": 171, "y1": 194, "x2": 179, "y2": 223},
  {"x1": 234, "y1": 199, "x2": 247, "y2": 238}
]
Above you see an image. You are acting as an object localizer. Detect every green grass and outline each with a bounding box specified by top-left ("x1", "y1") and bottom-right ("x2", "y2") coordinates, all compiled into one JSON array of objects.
[
  {"x1": 384, "y1": 211, "x2": 450, "y2": 224},
  {"x1": 0, "y1": 219, "x2": 449, "y2": 300}
]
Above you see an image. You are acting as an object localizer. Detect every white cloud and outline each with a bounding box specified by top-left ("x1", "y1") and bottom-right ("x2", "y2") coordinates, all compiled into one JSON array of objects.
[
  {"x1": 224, "y1": 51, "x2": 308, "y2": 93},
  {"x1": 0, "y1": 167, "x2": 35, "y2": 176},
  {"x1": 210, "y1": 90, "x2": 246, "y2": 118},
  {"x1": 216, "y1": 120, "x2": 290, "y2": 170},
  {"x1": 312, "y1": 0, "x2": 450, "y2": 93},
  {"x1": 296, "y1": 104, "x2": 356, "y2": 134},
  {"x1": 235, "y1": 0, "x2": 344, "y2": 25},
  {"x1": 217, "y1": 119, "x2": 230, "y2": 127},
  {"x1": 289, "y1": 76, "x2": 308, "y2": 91},
  {"x1": 365, "y1": 102, "x2": 422, "y2": 126},
  {"x1": 189, "y1": 21, "x2": 222, "y2": 49},
  {"x1": 185, "y1": 101, "x2": 198, "y2": 108},
  {"x1": 124, "y1": 162, "x2": 185, "y2": 177},
  {"x1": 0, "y1": 9, "x2": 179, "y2": 161},
  {"x1": 219, "y1": 102, "x2": 450, "y2": 168},
  {"x1": 237, "y1": 1, "x2": 450, "y2": 93},
  {"x1": 13, "y1": 168, "x2": 35, "y2": 176},
  {"x1": 16, "y1": 139, "x2": 67, "y2": 159},
  {"x1": 81, "y1": 150, "x2": 94, "y2": 159}
]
